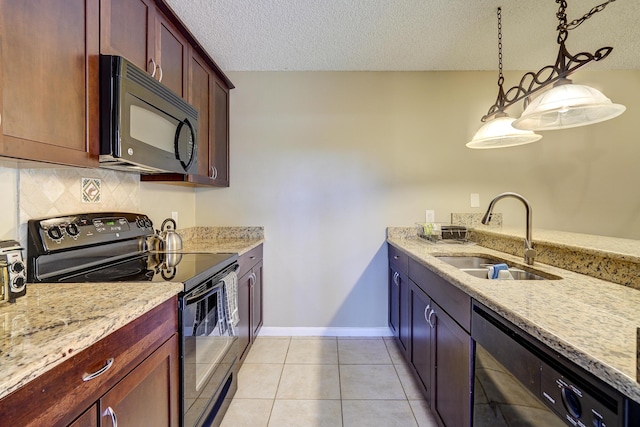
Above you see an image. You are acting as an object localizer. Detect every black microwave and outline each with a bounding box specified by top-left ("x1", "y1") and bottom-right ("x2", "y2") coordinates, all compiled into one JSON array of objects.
[{"x1": 99, "y1": 55, "x2": 198, "y2": 174}]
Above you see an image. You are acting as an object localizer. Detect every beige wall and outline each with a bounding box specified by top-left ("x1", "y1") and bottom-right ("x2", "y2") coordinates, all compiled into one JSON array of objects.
[{"x1": 195, "y1": 70, "x2": 640, "y2": 329}]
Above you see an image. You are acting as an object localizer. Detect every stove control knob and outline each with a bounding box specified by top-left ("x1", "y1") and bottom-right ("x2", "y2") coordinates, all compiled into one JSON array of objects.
[
  {"x1": 66, "y1": 223, "x2": 80, "y2": 237},
  {"x1": 47, "y1": 226, "x2": 63, "y2": 240},
  {"x1": 144, "y1": 218, "x2": 153, "y2": 228}
]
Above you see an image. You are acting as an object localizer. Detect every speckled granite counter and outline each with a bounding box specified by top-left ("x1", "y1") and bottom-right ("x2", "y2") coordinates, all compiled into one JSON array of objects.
[
  {"x1": 178, "y1": 226, "x2": 264, "y2": 255},
  {"x1": 387, "y1": 227, "x2": 640, "y2": 403},
  {"x1": 0, "y1": 282, "x2": 182, "y2": 400},
  {"x1": 0, "y1": 226, "x2": 263, "y2": 403},
  {"x1": 469, "y1": 226, "x2": 640, "y2": 289}
]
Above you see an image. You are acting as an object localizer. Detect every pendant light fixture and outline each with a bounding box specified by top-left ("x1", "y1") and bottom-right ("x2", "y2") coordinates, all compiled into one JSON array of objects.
[
  {"x1": 467, "y1": 7, "x2": 542, "y2": 149},
  {"x1": 470, "y1": 0, "x2": 624, "y2": 148}
]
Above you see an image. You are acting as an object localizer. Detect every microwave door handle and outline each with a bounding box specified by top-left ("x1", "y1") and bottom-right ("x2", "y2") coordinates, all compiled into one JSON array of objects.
[{"x1": 174, "y1": 119, "x2": 196, "y2": 172}]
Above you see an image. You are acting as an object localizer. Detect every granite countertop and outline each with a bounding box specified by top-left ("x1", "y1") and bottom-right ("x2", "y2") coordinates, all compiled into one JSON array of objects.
[
  {"x1": 0, "y1": 226, "x2": 264, "y2": 401},
  {"x1": 178, "y1": 226, "x2": 264, "y2": 255},
  {"x1": 0, "y1": 282, "x2": 183, "y2": 400},
  {"x1": 387, "y1": 230, "x2": 640, "y2": 403}
]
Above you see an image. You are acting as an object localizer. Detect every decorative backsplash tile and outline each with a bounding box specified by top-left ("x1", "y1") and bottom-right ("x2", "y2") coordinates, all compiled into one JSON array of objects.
[
  {"x1": 18, "y1": 167, "x2": 139, "y2": 246},
  {"x1": 82, "y1": 178, "x2": 101, "y2": 203}
]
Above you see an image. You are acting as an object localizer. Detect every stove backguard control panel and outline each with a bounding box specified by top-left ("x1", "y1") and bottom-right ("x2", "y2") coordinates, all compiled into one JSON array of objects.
[{"x1": 28, "y1": 212, "x2": 155, "y2": 254}]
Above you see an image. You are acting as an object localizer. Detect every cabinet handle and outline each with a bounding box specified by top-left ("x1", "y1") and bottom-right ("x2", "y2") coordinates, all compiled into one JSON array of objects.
[
  {"x1": 427, "y1": 309, "x2": 436, "y2": 329},
  {"x1": 104, "y1": 407, "x2": 118, "y2": 427},
  {"x1": 212, "y1": 166, "x2": 218, "y2": 180},
  {"x1": 393, "y1": 272, "x2": 399, "y2": 286},
  {"x1": 82, "y1": 357, "x2": 114, "y2": 382},
  {"x1": 157, "y1": 65, "x2": 163, "y2": 82},
  {"x1": 424, "y1": 304, "x2": 431, "y2": 322},
  {"x1": 149, "y1": 58, "x2": 157, "y2": 78},
  {"x1": 248, "y1": 272, "x2": 256, "y2": 287}
]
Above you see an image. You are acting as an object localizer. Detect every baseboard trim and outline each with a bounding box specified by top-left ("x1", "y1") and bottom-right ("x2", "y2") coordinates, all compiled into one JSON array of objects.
[{"x1": 257, "y1": 327, "x2": 394, "y2": 337}]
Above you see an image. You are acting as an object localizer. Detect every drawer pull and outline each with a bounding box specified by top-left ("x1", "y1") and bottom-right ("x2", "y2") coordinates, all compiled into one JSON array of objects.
[
  {"x1": 83, "y1": 357, "x2": 114, "y2": 382},
  {"x1": 250, "y1": 256, "x2": 256, "y2": 260},
  {"x1": 393, "y1": 255, "x2": 399, "y2": 260},
  {"x1": 105, "y1": 406, "x2": 118, "y2": 427}
]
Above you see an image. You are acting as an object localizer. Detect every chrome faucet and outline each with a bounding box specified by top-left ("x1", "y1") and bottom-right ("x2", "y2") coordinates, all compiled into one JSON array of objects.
[{"x1": 481, "y1": 192, "x2": 537, "y2": 265}]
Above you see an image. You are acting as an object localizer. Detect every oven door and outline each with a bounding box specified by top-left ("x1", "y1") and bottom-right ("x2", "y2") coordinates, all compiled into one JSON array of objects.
[{"x1": 181, "y1": 275, "x2": 238, "y2": 427}]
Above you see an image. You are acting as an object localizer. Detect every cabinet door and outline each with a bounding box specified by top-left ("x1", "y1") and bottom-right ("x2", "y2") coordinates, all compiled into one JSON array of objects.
[
  {"x1": 237, "y1": 270, "x2": 252, "y2": 363},
  {"x1": 0, "y1": 0, "x2": 99, "y2": 168},
  {"x1": 99, "y1": 0, "x2": 155, "y2": 74},
  {"x1": 100, "y1": 334, "x2": 179, "y2": 427},
  {"x1": 211, "y1": 78, "x2": 230, "y2": 186},
  {"x1": 68, "y1": 404, "x2": 98, "y2": 427},
  {"x1": 410, "y1": 280, "x2": 433, "y2": 403},
  {"x1": 388, "y1": 267, "x2": 400, "y2": 335},
  {"x1": 389, "y1": 265, "x2": 410, "y2": 356},
  {"x1": 432, "y1": 303, "x2": 472, "y2": 427},
  {"x1": 189, "y1": 50, "x2": 214, "y2": 180},
  {"x1": 251, "y1": 261, "x2": 264, "y2": 338},
  {"x1": 156, "y1": 12, "x2": 188, "y2": 98}
]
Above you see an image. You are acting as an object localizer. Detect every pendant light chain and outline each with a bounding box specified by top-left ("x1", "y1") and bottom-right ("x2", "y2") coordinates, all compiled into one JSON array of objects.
[
  {"x1": 497, "y1": 7, "x2": 504, "y2": 86},
  {"x1": 557, "y1": 0, "x2": 617, "y2": 35}
]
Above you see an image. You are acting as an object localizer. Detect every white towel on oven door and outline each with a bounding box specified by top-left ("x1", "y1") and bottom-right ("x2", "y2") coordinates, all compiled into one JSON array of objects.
[{"x1": 222, "y1": 271, "x2": 239, "y2": 329}]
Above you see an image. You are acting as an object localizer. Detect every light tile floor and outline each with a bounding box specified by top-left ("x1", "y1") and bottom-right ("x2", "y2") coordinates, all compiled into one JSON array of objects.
[{"x1": 220, "y1": 336, "x2": 439, "y2": 427}]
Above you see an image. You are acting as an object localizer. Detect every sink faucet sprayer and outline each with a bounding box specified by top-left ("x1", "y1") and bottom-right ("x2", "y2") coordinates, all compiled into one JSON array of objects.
[{"x1": 481, "y1": 192, "x2": 537, "y2": 265}]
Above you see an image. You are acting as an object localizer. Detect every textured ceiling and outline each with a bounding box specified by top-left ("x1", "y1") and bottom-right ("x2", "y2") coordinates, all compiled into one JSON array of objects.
[{"x1": 164, "y1": 0, "x2": 640, "y2": 72}]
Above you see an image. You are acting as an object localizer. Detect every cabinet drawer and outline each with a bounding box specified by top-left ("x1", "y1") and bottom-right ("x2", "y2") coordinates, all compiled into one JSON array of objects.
[
  {"x1": 408, "y1": 258, "x2": 470, "y2": 332},
  {"x1": 238, "y1": 244, "x2": 263, "y2": 278},
  {"x1": 388, "y1": 244, "x2": 408, "y2": 274},
  {"x1": 0, "y1": 296, "x2": 178, "y2": 427}
]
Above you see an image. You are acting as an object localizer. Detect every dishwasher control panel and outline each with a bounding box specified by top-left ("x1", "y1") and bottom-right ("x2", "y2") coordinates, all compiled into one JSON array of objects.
[{"x1": 541, "y1": 362, "x2": 622, "y2": 427}]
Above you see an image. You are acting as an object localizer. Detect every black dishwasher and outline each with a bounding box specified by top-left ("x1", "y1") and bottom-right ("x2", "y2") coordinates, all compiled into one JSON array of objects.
[{"x1": 471, "y1": 301, "x2": 636, "y2": 427}]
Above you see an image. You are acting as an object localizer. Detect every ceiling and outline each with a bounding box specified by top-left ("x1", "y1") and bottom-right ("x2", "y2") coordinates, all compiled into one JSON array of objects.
[{"x1": 164, "y1": 0, "x2": 639, "y2": 72}]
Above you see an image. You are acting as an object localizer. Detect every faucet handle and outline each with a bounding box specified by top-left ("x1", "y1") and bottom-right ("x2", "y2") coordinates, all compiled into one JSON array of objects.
[{"x1": 524, "y1": 247, "x2": 537, "y2": 265}]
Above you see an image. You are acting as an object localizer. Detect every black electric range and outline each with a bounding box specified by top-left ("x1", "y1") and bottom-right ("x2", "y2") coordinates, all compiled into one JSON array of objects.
[
  {"x1": 26, "y1": 212, "x2": 236, "y2": 291},
  {"x1": 26, "y1": 212, "x2": 240, "y2": 427}
]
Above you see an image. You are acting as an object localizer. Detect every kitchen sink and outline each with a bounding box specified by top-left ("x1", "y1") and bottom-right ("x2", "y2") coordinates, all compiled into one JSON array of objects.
[
  {"x1": 435, "y1": 255, "x2": 561, "y2": 280},
  {"x1": 435, "y1": 255, "x2": 504, "y2": 269}
]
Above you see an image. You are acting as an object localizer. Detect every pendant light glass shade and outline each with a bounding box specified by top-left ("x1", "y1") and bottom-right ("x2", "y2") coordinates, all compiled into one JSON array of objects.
[
  {"x1": 467, "y1": 115, "x2": 542, "y2": 149},
  {"x1": 512, "y1": 83, "x2": 626, "y2": 131}
]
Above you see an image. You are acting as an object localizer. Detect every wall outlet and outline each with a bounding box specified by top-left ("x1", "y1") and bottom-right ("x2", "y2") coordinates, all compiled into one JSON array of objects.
[
  {"x1": 425, "y1": 210, "x2": 435, "y2": 223},
  {"x1": 470, "y1": 193, "x2": 480, "y2": 208},
  {"x1": 171, "y1": 211, "x2": 179, "y2": 223}
]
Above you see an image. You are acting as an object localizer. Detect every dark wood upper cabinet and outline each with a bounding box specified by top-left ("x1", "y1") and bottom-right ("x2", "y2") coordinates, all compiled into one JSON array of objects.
[
  {"x1": 141, "y1": 47, "x2": 231, "y2": 186},
  {"x1": 0, "y1": 0, "x2": 100, "y2": 168},
  {"x1": 156, "y1": 12, "x2": 189, "y2": 98},
  {"x1": 99, "y1": 0, "x2": 154, "y2": 74},
  {"x1": 212, "y1": 79, "x2": 231, "y2": 186},
  {"x1": 0, "y1": 0, "x2": 232, "y2": 181},
  {"x1": 100, "y1": 0, "x2": 188, "y2": 98}
]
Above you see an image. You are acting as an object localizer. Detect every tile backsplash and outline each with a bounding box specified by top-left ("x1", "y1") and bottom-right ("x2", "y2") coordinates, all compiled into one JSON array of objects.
[{"x1": 17, "y1": 167, "x2": 139, "y2": 245}]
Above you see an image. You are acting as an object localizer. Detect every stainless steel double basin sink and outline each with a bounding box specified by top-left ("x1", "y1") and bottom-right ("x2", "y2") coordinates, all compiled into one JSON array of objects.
[{"x1": 435, "y1": 255, "x2": 561, "y2": 281}]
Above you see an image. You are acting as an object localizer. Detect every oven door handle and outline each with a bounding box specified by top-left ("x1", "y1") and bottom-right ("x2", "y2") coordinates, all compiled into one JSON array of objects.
[{"x1": 186, "y1": 282, "x2": 222, "y2": 304}]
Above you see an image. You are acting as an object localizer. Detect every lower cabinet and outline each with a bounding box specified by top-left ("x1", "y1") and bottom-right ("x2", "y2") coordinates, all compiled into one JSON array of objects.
[
  {"x1": 410, "y1": 280, "x2": 432, "y2": 403},
  {"x1": 389, "y1": 245, "x2": 473, "y2": 427},
  {"x1": 237, "y1": 244, "x2": 264, "y2": 364},
  {"x1": 98, "y1": 334, "x2": 179, "y2": 427},
  {"x1": 430, "y1": 300, "x2": 472, "y2": 427},
  {"x1": 0, "y1": 297, "x2": 179, "y2": 427},
  {"x1": 389, "y1": 245, "x2": 410, "y2": 360}
]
